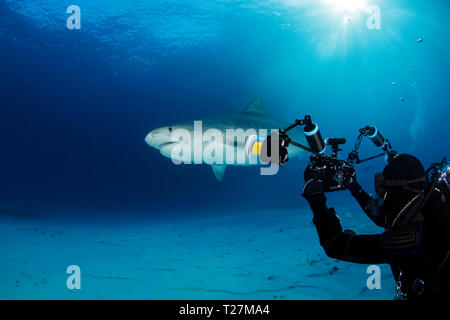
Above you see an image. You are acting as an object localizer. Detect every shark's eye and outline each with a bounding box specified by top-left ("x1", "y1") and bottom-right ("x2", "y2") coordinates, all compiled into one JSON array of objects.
[{"x1": 168, "y1": 127, "x2": 173, "y2": 132}]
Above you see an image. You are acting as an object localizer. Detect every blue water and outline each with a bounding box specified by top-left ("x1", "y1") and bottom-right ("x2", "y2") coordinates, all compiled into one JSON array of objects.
[{"x1": 0, "y1": 0, "x2": 448, "y2": 299}]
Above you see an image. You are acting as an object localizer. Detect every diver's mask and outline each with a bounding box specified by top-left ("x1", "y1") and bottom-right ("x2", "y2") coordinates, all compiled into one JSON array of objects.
[{"x1": 374, "y1": 173, "x2": 427, "y2": 197}]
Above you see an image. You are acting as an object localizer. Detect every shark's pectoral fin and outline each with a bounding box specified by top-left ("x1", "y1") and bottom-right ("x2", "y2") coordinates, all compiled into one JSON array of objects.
[{"x1": 211, "y1": 164, "x2": 227, "y2": 182}]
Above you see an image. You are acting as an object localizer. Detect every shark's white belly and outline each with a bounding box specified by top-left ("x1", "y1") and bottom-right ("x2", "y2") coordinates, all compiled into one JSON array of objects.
[{"x1": 159, "y1": 129, "x2": 304, "y2": 166}]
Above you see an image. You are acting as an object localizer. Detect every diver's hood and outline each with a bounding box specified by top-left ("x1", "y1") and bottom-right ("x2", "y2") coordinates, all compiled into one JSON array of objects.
[{"x1": 377, "y1": 154, "x2": 427, "y2": 228}]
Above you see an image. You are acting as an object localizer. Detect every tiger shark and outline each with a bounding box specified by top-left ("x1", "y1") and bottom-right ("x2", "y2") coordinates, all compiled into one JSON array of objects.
[{"x1": 144, "y1": 97, "x2": 305, "y2": 181}]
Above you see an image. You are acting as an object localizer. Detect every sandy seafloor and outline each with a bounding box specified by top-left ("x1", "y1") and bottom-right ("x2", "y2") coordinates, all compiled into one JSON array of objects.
[{"x1": 0, "y1": 197, "x2": 395, "y2": 300}]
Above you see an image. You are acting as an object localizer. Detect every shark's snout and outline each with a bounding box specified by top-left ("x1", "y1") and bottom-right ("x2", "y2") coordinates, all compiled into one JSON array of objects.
[
  {"x1": 145, "y1": 127, "x2": 173, "y2": 149},
  {"x1": 144, "y1": 131, "x2": 156, "y2": 147}
]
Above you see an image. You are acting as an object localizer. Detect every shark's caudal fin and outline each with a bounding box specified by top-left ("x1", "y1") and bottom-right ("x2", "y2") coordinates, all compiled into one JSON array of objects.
[
  {"x1": 211, "y1": 164, "x2": 227, "y2": 181},
  {"x1": 242, "y1": 97, "x2": 268, "y2": 115}
]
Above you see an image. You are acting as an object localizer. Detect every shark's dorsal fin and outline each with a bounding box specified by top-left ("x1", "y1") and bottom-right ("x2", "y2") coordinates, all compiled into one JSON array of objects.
[
  {"x1": 242, "y1": 97, "x2": 267, "y2": 115},
  {"x1": 211, "y1": 164, "x2": 227, "y2": 182}
]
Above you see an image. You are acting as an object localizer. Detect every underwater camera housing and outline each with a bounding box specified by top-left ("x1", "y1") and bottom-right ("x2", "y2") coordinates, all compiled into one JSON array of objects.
[{"x1": 260, "y1": 115, "x2": 397, "y2": 192}]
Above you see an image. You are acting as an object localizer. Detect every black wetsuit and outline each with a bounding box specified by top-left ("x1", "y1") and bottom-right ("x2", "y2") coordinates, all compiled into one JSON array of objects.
[{"x1": 304, "y1": 183, "x2": 450, "y2": 300}]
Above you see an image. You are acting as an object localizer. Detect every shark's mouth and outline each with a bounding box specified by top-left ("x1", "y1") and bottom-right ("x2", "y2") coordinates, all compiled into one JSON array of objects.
[
  {"x1": 158, "y1": 141, "x2": 177, "y2": 149},
  {"x1": 159, "y1": 141, "x2": 182, "y2": 159}
]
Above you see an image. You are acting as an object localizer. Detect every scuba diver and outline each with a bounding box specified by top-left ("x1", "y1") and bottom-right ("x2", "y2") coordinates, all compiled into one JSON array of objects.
[
  {"x1": 302, "y1": 153, "x2": 450, "y2": 300},
  {"x1": 259, "y1": 116, "x2": 449, "y2": 299}
]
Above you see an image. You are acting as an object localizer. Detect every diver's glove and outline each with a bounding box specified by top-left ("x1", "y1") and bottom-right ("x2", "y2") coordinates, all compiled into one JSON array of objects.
[
  {"x1": 302, "y1": 179, "x2": 325, "y2": 196},
  {"x1": 302, "y1": 166, "x2": 327, "y2": 209},
  {"x1": 302, "y1": 166, "x2": 325, "y2": 197},
  {"x1": 302, "y1": 179, "x2": 328, "y2": 212}
]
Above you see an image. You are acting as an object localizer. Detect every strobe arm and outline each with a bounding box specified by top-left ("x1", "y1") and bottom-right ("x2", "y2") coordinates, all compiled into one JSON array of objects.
[
  {"x1": 347, "y1": 126, "x2": 397, "y2": 164},
  {"x1": 280, "y1": 115, "x2": 317, "y2": 154},
  {"x1": 283, "y1": 115, "x2": 313, "y2": 133}
]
